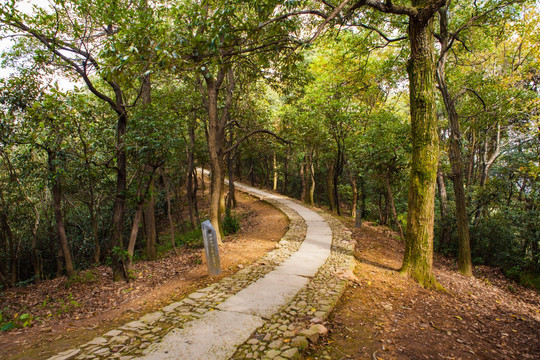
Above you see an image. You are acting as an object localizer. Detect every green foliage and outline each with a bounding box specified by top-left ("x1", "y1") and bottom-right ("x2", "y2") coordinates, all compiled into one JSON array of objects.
[
  {"x1": 65, "y1": 270, "x2": 99, "y2": 288},
  {"x1": 176, "y1": 228, "x2": 204, "y2": 249},
  {"x1": 0, "y1": 311, "x2": 34, "y2": 331},
  {"x1": 222, "y1": 208, "x2": 240, "y2": 236}
]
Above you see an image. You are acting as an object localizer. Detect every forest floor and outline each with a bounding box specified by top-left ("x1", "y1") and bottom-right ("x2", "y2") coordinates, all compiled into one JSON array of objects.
[
  {"x1": 307, "y1": 220, "x2": 540, "y2": 360},
  {"x1": 0, "y1": 191, "x2": 288, "y2": 360}
]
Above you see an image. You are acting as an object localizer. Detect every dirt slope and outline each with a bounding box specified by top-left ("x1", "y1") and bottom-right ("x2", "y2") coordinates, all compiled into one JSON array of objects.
[{"x1": 307, "y1": 221, "x2": 540, "y2": 360}]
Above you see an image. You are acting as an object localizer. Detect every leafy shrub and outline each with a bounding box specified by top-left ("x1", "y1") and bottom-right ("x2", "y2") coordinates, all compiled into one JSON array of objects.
[
  {"x1": 222, "y1": 208, "x2": 240, "y2": 236},
  {"x1": 177, "y1": 227, "x2": 203, "y2": 248}
]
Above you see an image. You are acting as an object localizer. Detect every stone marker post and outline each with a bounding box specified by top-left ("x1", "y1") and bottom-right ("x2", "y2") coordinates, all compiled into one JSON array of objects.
[
  {"x1": 355, "y1": 210, "x2": 362, "y2": 228},
  {"x1": 201, "y1": 220, "x2": 221, "y2": 276}
]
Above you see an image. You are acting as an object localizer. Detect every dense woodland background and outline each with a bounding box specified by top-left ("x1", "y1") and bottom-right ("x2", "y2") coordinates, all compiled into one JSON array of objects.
[{"x1": 0, "y1": 0, "x2": 538, "y2": 310}]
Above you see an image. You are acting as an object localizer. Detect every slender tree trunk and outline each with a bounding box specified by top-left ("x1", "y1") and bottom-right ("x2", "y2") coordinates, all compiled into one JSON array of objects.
[
  {"x1": 349, "y1": 171, "x2": 358, "y2": 219},
  {"x1": 282, "y1": 150, "x2": 289, "y2": 194},
  {"x1": 308, "y1": 152, "x2": 315, "y2": 205},
  {"x1": 300, "y1": 158, "x2": 308, "y2": 202},
  {"x1": 48, "y1": 151, "x2": 75, "y2": 278},
  {"x1": 273, "y1": 152, "x2": 278, "y2": 191},
  {"x1": 436, "y1": 7, "x2": 472, "y2": 275},
  {"x1": 203, "y1": 69, "x2": 231, "y2": 243},
  {"x1": 227, "y1": 152, "x2": 237, "y2": 209},
  {"x1": 386, "y1": 174, "x2": 405, "y2": 239},
  {"x1": 111, "y1": 110, "x2": 128, "y2": 281},
  {"x1": 127, "y1": 204, "x2": 143, "y2": 272},
  {"x1": 327, "y1": 162, "x2": 336, "y2": 212},
  {"x1": 88, "y1": 200, "x2": 100, "y2": 264},
  {"x1": 436, "y1": 171, "x2": 451, "y2": 250},
  {"x1": 0, "y1": 190, "x2": 17, "y2": 286},
  {"x1": 144, "y1": 171, "x2": 157, "y2": 261},
  {"x1": 187, "y1": 119, "x2": 196, "y2": 228},
  {"x1": 400, "y1": 10, "x2": 441, "y2": 289},
  {"x1": 161, "y1": 169, "x2": 176, "y2": 253},
  {"x1": 360, "y1": 176, "x2": 366, "y2": 219}
]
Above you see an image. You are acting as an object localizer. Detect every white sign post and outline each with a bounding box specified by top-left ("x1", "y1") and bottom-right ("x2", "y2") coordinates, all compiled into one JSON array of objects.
[{"x1": 201, "y1": 220, "x2": 221, "y2": 276}]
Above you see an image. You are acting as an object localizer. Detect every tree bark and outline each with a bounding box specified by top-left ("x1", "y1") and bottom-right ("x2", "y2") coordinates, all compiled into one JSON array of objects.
[
  {"x1": 300, "y1": 157, "x2": 308, "y2": 202},
  {"x1": 436, "y1": 6, "x2": 472, "y2": 276},
  {"x1": 308, "y1": 151, "x2": 315, "y2": 205},
  {"x1": 436, "y1": 171, "x2": 451, "y2": 251},
  {"x1": 0, "y1": 189, "x2": 17, "y2": 286},
  {"x1": 187, "y1": 117, "x2": 197, "y2": 228},
  {"x1": 110, "y1": 109, "x2": 128, "y2": 281},
  {"x1": 143, "y1": 171, "x2": 157, "y2": 261},
  {"x1": 349, "y1": 170, "x2": 358, "y2": 219},
  {"x1": 400, "y1": 9, "x2": 441, "y2": 289},
  {"x1": 327, "y1": 161, "x2": 336, "y2": 212},
  {"x1": 48, "y1": 151, "x2": 75, "y2": 278},
  {"x1": 273, "y1": 152, "x2": 278, "y2": 191},
  {"x1": 386, "y1": 173, "x2": 404, "y2": 239}
]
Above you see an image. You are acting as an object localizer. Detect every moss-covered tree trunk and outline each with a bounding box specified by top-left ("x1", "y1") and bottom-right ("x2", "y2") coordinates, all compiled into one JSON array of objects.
[{"x1": 400, "y1": 9, "x2": 441, "y2": 289}]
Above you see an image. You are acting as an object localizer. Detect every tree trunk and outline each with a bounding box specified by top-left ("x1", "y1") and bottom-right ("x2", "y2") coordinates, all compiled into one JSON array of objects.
[
  {"x1": 227, "y1": 151, "x2": 237, "y2": 210},
  {"x1": 144, "y1": 172, "x2": 157, "y2": 261},
  {"x1": 48, "y1": 151, "x2": 75, "y2": 278},
  {"x1": 88, "y1": 199, "x2": 100, "y2": 264},
  {"x1": 161, "y1": 169, "x2": 176, "y2": 253},
  {"x1": 0, "y1": 190, "x2": 17, "y2": 286},
  {"x1": 308, "y1": 152, "x2": 315, "y2": 205},
  {"x1": 349, "y1": 171, "x2": 358, "y2": 219},
  {"x1": 436, "y1": 7, "x2": 472, "y2": 276},
  {"x1": 203, "y1": 69, "x2": 231, "y2": 243},
  {"x1": 282, "y1": 150, "x2": 289, "y2": 194},
  {"x1": 436, "y1": 171, "x2": 451, "y2": 251},
  {"x1": 300, "y1": 158, "x2": 308, "y2": 202},
  {"x1": 187, "y1": 118, "x2": 196, "y2": 228},
  {"x1": 111, "y1": 110, "x2": 128, "y2": 281},
  {"x1": 273, "y1": 152, "x2": 278, "y2": 191},
  {"x1": 400, "y1": 10, "x2": 441, "y2": 289},
  {"x1": 127, "y1": 204, "x2": 143, "y2": 272},
  {"x1": 386, "y1": 174, "x2": 404, "y2": 239},
  {"x1": 327, "y1": 162, "x2": 336, "y2": 212}
]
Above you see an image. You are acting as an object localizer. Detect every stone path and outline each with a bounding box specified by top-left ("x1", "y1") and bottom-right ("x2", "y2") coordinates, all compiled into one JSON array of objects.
[{"x1": 49, "y1": 180, "x2": 355, "y2": 360}]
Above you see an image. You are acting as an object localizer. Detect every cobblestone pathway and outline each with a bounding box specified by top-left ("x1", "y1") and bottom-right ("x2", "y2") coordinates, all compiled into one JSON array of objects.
[{"x1": 49, "y1": 181, "x2": 355, "y2": 360}]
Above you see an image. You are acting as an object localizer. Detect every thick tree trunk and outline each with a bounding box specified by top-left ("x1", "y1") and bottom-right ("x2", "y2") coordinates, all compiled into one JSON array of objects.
[
  {"x1": 386, "y1": 174, "x2": 404, "y2": 239},
  {"x1": 400, "y1": 11, "x2": 441, "y2": 289},
  {"x1": 48, "y1": 152, "x2": 75, "y2": 278}
]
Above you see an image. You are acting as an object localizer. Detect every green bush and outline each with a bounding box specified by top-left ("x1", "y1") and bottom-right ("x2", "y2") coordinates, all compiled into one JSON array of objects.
[{"x1": 222, "y1": 208, "x2": 240, "y2": 236}]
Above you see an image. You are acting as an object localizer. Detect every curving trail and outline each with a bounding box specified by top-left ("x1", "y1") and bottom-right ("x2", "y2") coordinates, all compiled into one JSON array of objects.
[{"x1": 138, "y1": 180, "x2": 333, "y2": 359}]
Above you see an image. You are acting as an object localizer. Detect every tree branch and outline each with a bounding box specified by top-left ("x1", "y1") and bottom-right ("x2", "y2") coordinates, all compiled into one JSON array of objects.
[{"x1": 224, "y1": 130, "x2": 290, "y2": 155}]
